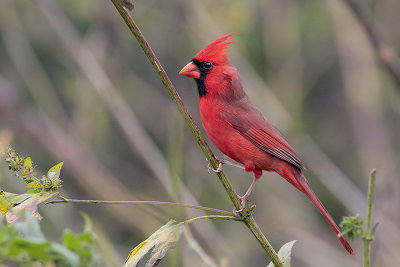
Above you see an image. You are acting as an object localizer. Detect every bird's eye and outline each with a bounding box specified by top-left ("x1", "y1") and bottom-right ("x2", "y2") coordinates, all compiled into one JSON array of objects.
[{"x1": 203, "y1": 61, "x2": 213, "y2": 70}]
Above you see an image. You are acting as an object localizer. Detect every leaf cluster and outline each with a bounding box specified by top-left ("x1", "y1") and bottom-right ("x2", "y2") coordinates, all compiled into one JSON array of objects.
[
  {"x1": 3, "y1": 148, "x2": 63, "y2": 192},
  {"x1": 0, "y1": 213, "x2": 98, "y2": 267},
  {"x1": 340, "y1": 215, "x2": 363, "y2": 240},
  {"x1": 1, "y1": 148, "x2": 65, "y2": 223},
  {"x1": 4, "y1": 148, "x2": 36, "y2": 185}
]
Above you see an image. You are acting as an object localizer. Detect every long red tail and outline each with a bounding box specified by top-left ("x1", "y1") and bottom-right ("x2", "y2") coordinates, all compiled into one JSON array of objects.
[{"x1": 296, "y1": 172, "x2": 354, "y2": 255}]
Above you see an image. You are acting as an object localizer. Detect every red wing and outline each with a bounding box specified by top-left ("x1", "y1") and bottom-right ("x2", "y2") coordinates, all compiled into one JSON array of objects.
[{"x1": 225, "y1": 114, "x2": 306, "y2": 170}]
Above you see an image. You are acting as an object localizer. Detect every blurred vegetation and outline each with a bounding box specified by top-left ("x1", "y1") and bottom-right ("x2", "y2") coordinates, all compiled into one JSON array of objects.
[
  {"x1": 0, "y1": 148, "x2": 98, "y2": 266},
  {"x1": 0, "y1": 213, "x2": 98, "y2": 267},
  {"x1": 0, "y1": 0, "x2": 399, "y2": 266}
]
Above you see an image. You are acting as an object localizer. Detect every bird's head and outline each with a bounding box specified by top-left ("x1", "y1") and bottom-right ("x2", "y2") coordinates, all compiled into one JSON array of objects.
[{"x1": 179, "y1": 33, "x2": 238, "y2": 97}]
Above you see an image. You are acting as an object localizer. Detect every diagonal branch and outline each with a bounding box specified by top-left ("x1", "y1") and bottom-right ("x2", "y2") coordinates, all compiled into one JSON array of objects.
[
  {"x1": 109, "y1": 1, "x2": 283, "y2": 266},
  {"x1": 110, "y1": 1, "x2": 240, "y2": 208},
  {"x1": 35, "y1": 0, "x2": 239, "y2": 262}
]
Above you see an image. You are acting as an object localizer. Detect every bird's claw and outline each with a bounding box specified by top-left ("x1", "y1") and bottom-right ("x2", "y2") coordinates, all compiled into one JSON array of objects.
[
  {"x1": 233, "y1": 196, "x2": 251, "y2": 217},
  {"x1": 233, "y1": 205, "x2": 244, "y2": 217},
  {"x1": 207, "y1": 158, "x2": 223, "y2": 174}
]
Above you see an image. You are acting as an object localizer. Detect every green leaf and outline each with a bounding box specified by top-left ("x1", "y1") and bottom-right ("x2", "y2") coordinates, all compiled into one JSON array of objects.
[
  {"x1": 0, "y1": 191, "x2": 13, "y2": 217},
  {"x1": 6, "y1": 192, "x2": 57, "y2": 224},
  {"x1": 81, "y1": 212, "x2": 93, "y2": 233},
  {"x1": 124, "y1": 220, "x2": 184, "y2": 267},
  {"x1": 50, "y1": 242, "x2": 80, "y2": 267},
  {"x1": 0, "y1": 222, "x2": 20, "y2": 257},
  {"x1": 3, "y1": 192, "x2": 33, "y2": 204},
  {"x1": 267, "y1": 240, "x2": 296, "y2": 267},
  {"x1": 63, "y1": 230, "x2": 92, "y2": 257},
  {"x1": 2, "y1": 214, "x2": 51, "y2": 262},
  {"x1": 13, "y1": 212, "x2": 46, "y2": 242},
  {"x1": 0, "y1": 192, "x2": 34, "y2": 220},
  {"x1": 8, "y1": 238, "x2": 51, "y2": 261},
  {"x1": 26, "y1": 181, "x2": 43, "y2": 190},
  {"x1": 0, "y1": 212, "x2": 98, "y2": 266},
  {"x1": 24, "y1": 157, "x2": 32, "y2": 169},
  {"x1": 47, "y1": 162, "x2": 64, "y2": 180},
  {"x1": 62, "y1": 214, "x2": 97, "y2": 264},
  {"x1": 339, "y1": 215, "x2": 363, "y2": 240}
]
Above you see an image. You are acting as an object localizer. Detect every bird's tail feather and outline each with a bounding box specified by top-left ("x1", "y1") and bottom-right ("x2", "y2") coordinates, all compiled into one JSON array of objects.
[{"x1": 296, "y1": 172, "x2": 354, "y2": 255}]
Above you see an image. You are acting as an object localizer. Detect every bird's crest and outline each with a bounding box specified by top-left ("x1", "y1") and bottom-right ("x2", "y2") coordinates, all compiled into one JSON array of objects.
[{"x1": 194, "y1": 33, "x2": 235, "y2": 64}]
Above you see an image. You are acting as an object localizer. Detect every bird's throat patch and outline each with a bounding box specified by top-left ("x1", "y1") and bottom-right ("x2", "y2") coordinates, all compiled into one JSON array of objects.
[
  {"x1": 195, "y1": 75, "x2": 207, "y2": 96},
  {"x1": 192, "y1": 59, "x2": 212, "y2": 97}
]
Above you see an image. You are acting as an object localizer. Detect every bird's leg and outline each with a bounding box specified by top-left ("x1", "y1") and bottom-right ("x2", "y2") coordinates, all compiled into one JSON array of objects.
[
  {"x1": 234, "y1": 176, "x2": 259, "y2": 215},
  {"x1": 240, "y1": 176, "x2": 259, "y2": 203},
  {"x1": 220, "y1": 158, "x2": 245, "y2": 170},
  {"x1": 233, "y1": 164, "x2": 262, "y2": 215}
]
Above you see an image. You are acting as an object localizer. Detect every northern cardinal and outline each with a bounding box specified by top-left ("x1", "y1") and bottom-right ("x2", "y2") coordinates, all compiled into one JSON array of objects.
[{"x1": 179, "y1": 33, "x2": 354, "y2": 254}]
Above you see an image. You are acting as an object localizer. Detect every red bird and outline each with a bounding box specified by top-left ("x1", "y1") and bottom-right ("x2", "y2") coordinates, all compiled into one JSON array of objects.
[{"x1": 179, "y1": 33, "x2": 354, "y2": 255}]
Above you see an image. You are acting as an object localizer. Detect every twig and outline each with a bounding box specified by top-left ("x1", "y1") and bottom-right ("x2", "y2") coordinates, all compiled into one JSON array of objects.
[
  {"x1": 343, "y1": 0, "x2": 400, "y2": 87},
  {"x1": 363, "y1": 169, "x2": 377, "y2": 267},
  {"x1": 185, "y1": 215, "x2": 241, "y2": 224},
  {"x1": 109, "y1": 1, "x2": 283, "y2": 266},
  {"x1": 46, "y1": 197, "x2": 232, "y2": 216}
]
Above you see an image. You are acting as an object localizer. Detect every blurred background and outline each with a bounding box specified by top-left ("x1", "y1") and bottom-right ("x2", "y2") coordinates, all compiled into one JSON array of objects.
[{"x1": 0, "y1": 0, "x2": 399, "y2": 266}]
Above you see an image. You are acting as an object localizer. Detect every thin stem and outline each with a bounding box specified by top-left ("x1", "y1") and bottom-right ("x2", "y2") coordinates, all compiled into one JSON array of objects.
[
  {"x1": 363, "y1": 169, "x2": 376, "y2": 267},
  {"x1": 109, "y1": 2, "x2": 283, "y2": 266},
  {"x1": 185, "y1": 215, "x2": 241, "y2": 225},
  {"x1": 365, "y1": 170, "x2": 375, "y2": 239},
  {"x1": 46, "y1": 197, "x2": 232, "y2": 215}
]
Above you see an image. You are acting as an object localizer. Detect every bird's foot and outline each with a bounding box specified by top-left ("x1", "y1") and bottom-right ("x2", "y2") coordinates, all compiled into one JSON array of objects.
[
  {"x1": 233, "y1": 194, "x2": 254, "y2": 217},
  {"x1": 232, "y1": 203, "x2": 245, "y2": 217},
  {"x1": 207, "y1": 158, "x2": 223, "y2": 174},
  {"x1": 232, "y1": 194, "x2": 256, "y2": 219}
]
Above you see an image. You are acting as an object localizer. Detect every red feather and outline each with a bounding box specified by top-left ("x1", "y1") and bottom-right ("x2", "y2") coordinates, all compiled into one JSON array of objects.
[
  {"x1": 180, "y1": 33, "x2": 354, "y2": 255},
  {"x1": 194, "y1": 33, "x2": 235, "y2": 65}
]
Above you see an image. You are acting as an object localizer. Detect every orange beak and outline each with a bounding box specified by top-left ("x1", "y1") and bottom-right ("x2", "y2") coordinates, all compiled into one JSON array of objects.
[{"x1": 179, "y1": 62, "x2": 200, "y2": 79}]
